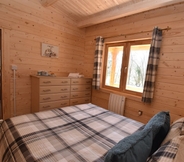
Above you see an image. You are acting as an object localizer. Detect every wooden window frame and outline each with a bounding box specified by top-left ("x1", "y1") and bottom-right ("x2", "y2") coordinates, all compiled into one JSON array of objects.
[{"x1": 102, "y1": 39, "x2": 151, "y2": 97}]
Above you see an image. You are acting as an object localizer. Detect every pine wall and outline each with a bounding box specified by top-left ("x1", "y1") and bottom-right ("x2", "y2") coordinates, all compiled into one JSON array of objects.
[
  {"x1": 0, "y1": 0, "x2": 86, "y2": 119},
  {"x1": 1, "y1": 1, "x2": 184, "y2": 123},
  {"x1": 85, "y1": 2, "x2": 184, "y2": 123}
]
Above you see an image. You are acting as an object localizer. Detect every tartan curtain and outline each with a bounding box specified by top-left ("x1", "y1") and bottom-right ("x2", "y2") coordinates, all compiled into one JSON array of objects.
[
  {"x1": 92, "y1": 36, "x2": 104, "y2": 90},
  {"x1": 142, "y1": 27, "x2": 162, "y2": 103}
]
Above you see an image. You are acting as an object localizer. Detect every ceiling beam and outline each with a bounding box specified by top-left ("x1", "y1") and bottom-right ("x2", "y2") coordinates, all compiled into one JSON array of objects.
[
  {"x1": 78, "y1": 0, "x2": 184, "y2": 28},
  {"x1": 40, "y1": 0, "x2": 59, "y2": 7}
]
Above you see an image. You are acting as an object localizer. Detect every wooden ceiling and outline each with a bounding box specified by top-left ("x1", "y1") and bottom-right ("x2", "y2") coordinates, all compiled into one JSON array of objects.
[{"x1": 40, "y1": 0, "x2": 184, "y2": 28}]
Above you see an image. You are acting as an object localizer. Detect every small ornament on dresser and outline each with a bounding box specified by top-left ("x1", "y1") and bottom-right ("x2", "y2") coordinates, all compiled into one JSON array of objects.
[
  {"x1": 37, "y1": 71, "x2": 55, "y2": 76},
  {"x1": 79, "y1": 75, "x2": 84, "y2": 78},
  {"x1": 37, "y1": 70, "x2": 42, "y2": 76},
  {"x1": 50, "y1": 73, "x2": 56, "y2": 77},
  {"x1": 68, "y1": 73, "x2": 84, "y2": 78},
  {"x1": 68, "y1": 73, "x2": 80, "y2": 78}
]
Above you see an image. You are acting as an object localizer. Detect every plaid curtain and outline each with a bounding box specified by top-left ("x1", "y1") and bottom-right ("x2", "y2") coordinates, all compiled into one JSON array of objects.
[
  {"x1": 92, "y1": 36, "x2": 104, "y2": 89},
  {"x1": 142, "y1": 27, "x2": 162, "y2": 103}
]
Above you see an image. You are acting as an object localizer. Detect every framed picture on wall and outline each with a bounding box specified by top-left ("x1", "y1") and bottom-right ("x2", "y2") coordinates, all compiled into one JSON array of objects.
[{"x1": 41, "y1": 43, "x2": 59, "y2": 58}]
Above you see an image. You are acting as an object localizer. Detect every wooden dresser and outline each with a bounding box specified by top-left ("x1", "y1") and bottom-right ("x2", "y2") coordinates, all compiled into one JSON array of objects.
[
  {"x1": 70, "y1": 78, "x2": 91, "y2": 105},
  {"x1": 31, "y1": 76, "x2": 92, "y2": 112}
]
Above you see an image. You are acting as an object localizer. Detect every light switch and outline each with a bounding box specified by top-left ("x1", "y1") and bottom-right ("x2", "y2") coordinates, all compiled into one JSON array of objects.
[{"x1": 11, "y1": 65, "x2": 17, "y2": 70}]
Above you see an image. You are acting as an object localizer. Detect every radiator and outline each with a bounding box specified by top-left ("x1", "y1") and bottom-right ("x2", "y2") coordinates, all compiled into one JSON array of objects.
[{"x1": 108, "y1": 93, "x2": 126, "y2": 115}]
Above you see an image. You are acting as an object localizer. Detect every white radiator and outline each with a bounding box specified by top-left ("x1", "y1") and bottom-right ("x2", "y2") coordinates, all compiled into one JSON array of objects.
[{"x1": 108, "y1": 93, "x2": 126, "y2": 115}]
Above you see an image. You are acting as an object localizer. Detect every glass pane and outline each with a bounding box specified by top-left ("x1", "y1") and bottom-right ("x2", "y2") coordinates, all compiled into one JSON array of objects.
[
  {"x1": 126, "y1": 44, "x2": 150, "y2": 93},
  {"x1": 105, "y1": 46, "x2": 123, "y2": 88}
]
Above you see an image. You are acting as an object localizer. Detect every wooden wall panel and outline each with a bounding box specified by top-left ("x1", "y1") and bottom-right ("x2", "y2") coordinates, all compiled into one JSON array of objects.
[
  {"x1": 85, "y1": 3, "x2": 184, "y2": 124},
  {"x1": 1, "y1": 0, "x2": 184, "y2": 123},
  {"x1": 1, "y1": 29, "x2": 11, "y2": 118},
  {"x1": 91, "y1": 89, "x2": 110, "y2": 109},
  {"x1": 0, "y1": 0, "x2": 85, "y2": 119}
]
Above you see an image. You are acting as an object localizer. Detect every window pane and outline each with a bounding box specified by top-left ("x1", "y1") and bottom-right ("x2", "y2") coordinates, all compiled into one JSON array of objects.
[
  {"x1": 105, "y1": 46, "x2": 123, "y2": 88},
  {"x1": 126, "y1": 44, "x2": 150, "y2": 93}
]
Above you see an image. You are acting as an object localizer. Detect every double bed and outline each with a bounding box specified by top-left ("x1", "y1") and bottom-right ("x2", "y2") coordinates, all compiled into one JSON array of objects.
[
  {"x1": 2, "y1": 103, "x2": 182, "y2": 162},
  {"x1": 0, "y1": 103, "x2": 143, "y2": 162}
]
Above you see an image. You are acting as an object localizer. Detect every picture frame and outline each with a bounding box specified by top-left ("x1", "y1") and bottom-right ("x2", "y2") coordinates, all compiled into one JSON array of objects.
[{"x1": 41, "y1": 43, "x2": 59, "y2": 58}]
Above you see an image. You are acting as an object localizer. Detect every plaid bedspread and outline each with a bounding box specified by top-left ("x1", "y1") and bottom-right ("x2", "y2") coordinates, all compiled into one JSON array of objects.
[{"x1": 0, "y1": 103, "x2": 143, "y2": 162}]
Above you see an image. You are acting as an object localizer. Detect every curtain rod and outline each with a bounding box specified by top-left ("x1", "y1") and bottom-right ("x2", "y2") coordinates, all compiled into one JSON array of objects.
[{"x1": 94, "y1": 26, "x2": 171, "y2": 40}]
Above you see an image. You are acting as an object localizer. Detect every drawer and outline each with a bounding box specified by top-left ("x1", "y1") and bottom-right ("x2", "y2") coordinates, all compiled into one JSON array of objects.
[
  {"x1": 70, "y1": 91, "x2": 91, "y2": 98},
  {"x1": 71, "y1": 85, "x2": 91, "y2": 91},
  {"x1": 40, "y1": 93, "x2": 70, "y2": 102},
  {"x1": 39, "y1": 100, "x2": 69, "y2": 111},
  {"x1": 40, "y1": 86, "x2": 70, "y2": 94},
  {"x1": 70, "y1": 97, "x2": 91, "y2": 105},
  {"x1": 71, "y1": 78, "x2": 91, "y2": 85},
  {"x1": 40, "y1": 78, "x2": 70, "y2": 86}
]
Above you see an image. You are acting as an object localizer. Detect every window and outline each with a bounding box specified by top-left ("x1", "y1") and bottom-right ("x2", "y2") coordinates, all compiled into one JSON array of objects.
[{"x1": 102, "y1": 40, "x2": 150, "y2": 96}]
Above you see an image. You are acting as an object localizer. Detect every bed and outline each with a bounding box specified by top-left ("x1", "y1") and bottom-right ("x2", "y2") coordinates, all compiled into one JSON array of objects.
[{"x1": 0, "y1": 103, "x2": 144, "y2": 162}]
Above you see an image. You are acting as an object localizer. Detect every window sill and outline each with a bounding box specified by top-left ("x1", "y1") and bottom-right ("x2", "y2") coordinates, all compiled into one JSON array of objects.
[{"x1": 98, "y1": 88, "x2": 142, "y2": 102}]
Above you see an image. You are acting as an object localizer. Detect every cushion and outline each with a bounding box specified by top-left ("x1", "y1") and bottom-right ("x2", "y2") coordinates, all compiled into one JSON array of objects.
[
  {"x1": 104, "y1": 127, "x2": 153, "y2": 162},
  {"x1": 147, "y1": 136, "x2": 180, "y2": 162},
  {"x1": 162, "y1": 117, "x2": 184, "y2": 145},
  {"x1": 144, "y1": 111, "x2": 170, "y2": 155},
  {"x1": 104, "y1": 111, "x2": 170, "y2": 162},
  {"x1": 173, "y1": 136, "x2": 184, "y2": 162},
  {"x1": 149, "y1": 118, "x2": 184, "y2": 162}
]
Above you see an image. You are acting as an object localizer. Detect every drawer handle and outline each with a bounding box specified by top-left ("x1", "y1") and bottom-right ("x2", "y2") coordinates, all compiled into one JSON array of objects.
[
  {"x1": 61, "y1": 96, "x2": 67, "y2": 98},
  {"x1": 72, "y1": 101, "x2": 78, "y2": 104},
  {"x1": 73, "y1": 81, "x2": 79, "y2": 83},
  {"x1": 61, "y1": 81, "x2": 68, "y2": 83},
  {"x1": 43, "y1": 97, "x2": 51, "y2": 100},
  {"x1": 86, "y1": 81, "x2": 91, "y2": 83},
  {"x1": 86, "y1": 87, "x2": 90, "y2": 90},
  {"x1": 43, "y1": 81, "x2": 51, "y2": 84},
  {"x1": 72, "y1": 95, "x2": 79, "y2": 97},
  {"x1": 43, "y1": 89, "x2": 51, "y2": 92},
  {"x1": 85, "y1": 93, "x2": 90, "y2": 96},
  {"x1": 73, "y1": 88, "x2": 78, "y2": 90},
  {"x1": 43, "y1": 105, "x2": 51, "y2": 108},
  {"x1": 61, "y1": 88, "x2": 67, "y2": 91}
]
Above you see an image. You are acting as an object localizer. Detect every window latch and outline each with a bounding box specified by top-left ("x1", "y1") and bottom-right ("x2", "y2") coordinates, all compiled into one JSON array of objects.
[{"x1": 124, "y1": 67, "x2": 127, "y2": 73}]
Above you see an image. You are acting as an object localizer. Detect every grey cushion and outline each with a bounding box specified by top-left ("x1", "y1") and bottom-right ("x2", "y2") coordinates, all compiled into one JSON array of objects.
[
  {"x1": 104, "y1": 127, "x2": 153, "y2": 162},
  {"x1": 144, "y1": 111, "x2": 170, "y2": 155},
  {"x1": 104, "y1": 111, "x2": 170, "y2": 162}
]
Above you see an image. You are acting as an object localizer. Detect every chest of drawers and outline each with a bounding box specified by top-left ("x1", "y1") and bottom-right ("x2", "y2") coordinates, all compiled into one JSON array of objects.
[
  {"x1": 31, "y1": 76, "x2": 92, "y2": 112},
  {"x1": 70, "y1": 78, "x2": 91, "y2": 105}
]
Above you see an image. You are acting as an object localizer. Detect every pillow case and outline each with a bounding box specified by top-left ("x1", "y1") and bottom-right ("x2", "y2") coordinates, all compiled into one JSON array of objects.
[
  {"x1": 144, "y1": 111, "x2": 170, "y2": 155},
  {"x1": 104, "y1": 127, "x2": 153, "y2": 162},
  {"x1": 147, "y1": 136, "x2": 180, "y2": 162},
  {"x1": 104, "y1": 111, "x2": 170, "y2": 162},
  {"x1": 162, "y1": 117, "x2": 184, "y2": 145}
]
